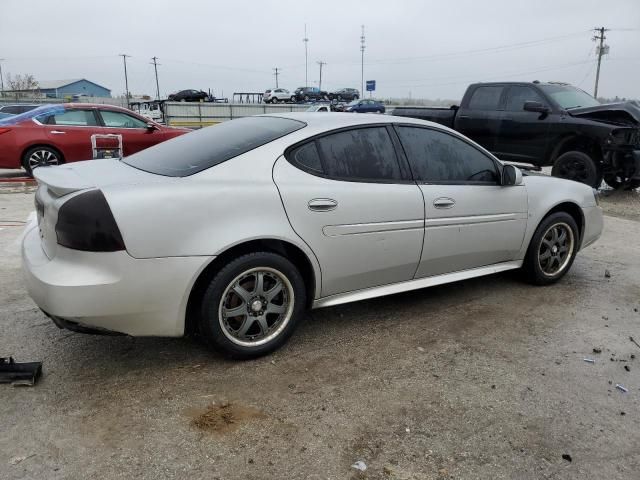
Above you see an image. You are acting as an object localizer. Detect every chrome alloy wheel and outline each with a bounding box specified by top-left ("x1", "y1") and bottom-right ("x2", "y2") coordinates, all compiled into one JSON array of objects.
[
  {"x1": 28, "y1": 149, "x2": 60, "y2": 170},
  {"x1": 218, "y1": 267, "x2": 294, "y2": 347},
  {"x1": 537, "y1": 222, "x2": 575, "y2": 277}
]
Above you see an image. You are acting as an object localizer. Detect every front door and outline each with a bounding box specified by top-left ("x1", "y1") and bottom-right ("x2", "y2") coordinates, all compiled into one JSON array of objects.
[
  {"x1": 274, "y1": 126, "x2": 424, "y2": 297},
  {"x1": 394, "y1": 125, "x2": 528, "y2": 277},
  {"x1": 97, "y1": 109, "x2": 158, "y2": 156}
]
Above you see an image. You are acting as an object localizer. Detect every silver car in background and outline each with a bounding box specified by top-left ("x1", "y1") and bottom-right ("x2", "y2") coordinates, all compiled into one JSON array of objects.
[{"x1": 22, "y1": 113, "x2": 603, "y2": 358}]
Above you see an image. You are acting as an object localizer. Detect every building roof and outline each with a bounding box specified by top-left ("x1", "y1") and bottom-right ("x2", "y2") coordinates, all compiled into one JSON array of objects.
[{"x1": 37, "y1": 78, "x2": 111, "y2": 92}]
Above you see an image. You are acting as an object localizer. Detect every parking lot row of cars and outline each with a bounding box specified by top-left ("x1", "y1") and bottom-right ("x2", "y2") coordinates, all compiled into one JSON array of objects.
[{"x1": 264, "y1": 86, "x2": 361, "y2": 103}]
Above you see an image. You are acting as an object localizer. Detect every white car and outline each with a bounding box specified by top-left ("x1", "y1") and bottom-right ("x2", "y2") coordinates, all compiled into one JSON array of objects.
[
  {"x1": 22, "y1": 113, "x2": 603, "y2": 358},
  {"x1": 263, "y1": 88, "x2": 294, "y2": 103}
]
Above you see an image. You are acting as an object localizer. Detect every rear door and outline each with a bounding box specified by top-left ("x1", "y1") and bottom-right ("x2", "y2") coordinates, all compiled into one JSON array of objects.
[
  {"x1": 395, "y1": 125, "x2": 527, "y2": 277},
  {"x1": 40, "y1": 108, "x2": 103, "y2": 161},
  {"x1": 495, "y1": 85, "x2": 551, "y2": 164},
  {"x1": 455, "y1": 85, "x2": 505, "y2": 153},
  {"x1": 97, "y1": 109, "x2": 157, "y2": 156},
  {"x1": 274, "y1": 125, "x2": 424, "y2": 297}
]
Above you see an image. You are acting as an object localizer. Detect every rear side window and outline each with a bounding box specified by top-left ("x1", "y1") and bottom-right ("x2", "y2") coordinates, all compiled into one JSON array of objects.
[
  {"x1": 123, "y1": 116, "x2": 305, "y2": 176},
  {"x1": 38, "y1": 109, "x2": 98, "y2": 126},
  {"x1": 468, "y1": 86, "x2": 504, "y2": 110},
  {"x1": 505, "y1": 86, "x2": 545, "y2": 111},
  {"x1": 290, "y1": 127, "x2": 402, "y2": 182},
  {"x1": 397, "y1": 126, "x2": 498, "y2": 183}
]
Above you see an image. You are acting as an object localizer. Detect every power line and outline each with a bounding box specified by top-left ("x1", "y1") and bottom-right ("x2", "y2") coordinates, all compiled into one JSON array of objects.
[
  {"x1": 151, "y1": 56, "x2": 160, "y2": 100},
  {"x1": 593, "y1": 26, "x2": 609, "y2": 97}
]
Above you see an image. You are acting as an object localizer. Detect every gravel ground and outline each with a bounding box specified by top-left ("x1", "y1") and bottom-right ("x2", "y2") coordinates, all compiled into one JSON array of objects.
[{"x1": 1, "y1": 180, "x2": 639, "y2": 480}]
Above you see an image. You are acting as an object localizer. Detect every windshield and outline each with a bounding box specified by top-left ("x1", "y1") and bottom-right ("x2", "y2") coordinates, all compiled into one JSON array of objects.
[
  {"x1": 539, "y1": 84, "x2": 600, "y2": 110},
  {"x1": 347, "y1": 100, "x2": 360, "y2": 106},
  {"x1": 123, "y1": 116, "x2": 306, "y2": 177}
]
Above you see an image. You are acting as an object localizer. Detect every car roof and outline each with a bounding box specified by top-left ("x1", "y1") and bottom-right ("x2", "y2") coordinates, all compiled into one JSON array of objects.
[{"x1": 263, "y1": 112, "x2": 449, "y2": 131}]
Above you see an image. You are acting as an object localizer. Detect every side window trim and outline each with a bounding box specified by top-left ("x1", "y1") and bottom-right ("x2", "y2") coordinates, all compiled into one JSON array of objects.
[
  {"x1": 393, "y1": 123, "x2": 502, "y2": 185},
  {"x1": 285, "y1": 124, "x2": 414, "y2": 184}
]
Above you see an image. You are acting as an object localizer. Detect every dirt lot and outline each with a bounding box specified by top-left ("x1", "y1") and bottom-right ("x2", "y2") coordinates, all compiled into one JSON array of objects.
[{"x1": 1, "y1": 180, "x2": 639, "y2": 480}]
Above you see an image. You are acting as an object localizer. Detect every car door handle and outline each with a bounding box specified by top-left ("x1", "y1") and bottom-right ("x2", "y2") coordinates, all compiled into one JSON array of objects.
[
  {"x1": 433, "y1": 197, "x2": 455, "y2": 209},
  {"x1": 457, "y1": 115, "x2": 471, "y2": 120},
  {"x1": 50, "y1": 130, "x2": 66, "y2": 134},
  {"x1": 308, "y1": 198, "x2": 338, "y2": 212}
]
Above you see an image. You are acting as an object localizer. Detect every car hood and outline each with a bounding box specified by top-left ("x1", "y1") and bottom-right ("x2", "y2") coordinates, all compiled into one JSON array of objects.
[{"x1": 568, "y1": 102, "x2": 640, "y2": 126}]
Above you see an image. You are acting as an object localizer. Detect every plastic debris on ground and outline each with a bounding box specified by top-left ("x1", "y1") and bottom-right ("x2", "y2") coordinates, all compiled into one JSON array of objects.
[{"x1": 351, "y1": 460, "x2": 367, "y2": 471}]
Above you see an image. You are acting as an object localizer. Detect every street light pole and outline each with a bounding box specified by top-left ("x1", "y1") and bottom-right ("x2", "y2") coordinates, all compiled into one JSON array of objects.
[
  {"x1": 0, "y1": 59, "x2": 4, "y2": 95},
  {"x1": 360, "y1": 25, "x2": 365, "y2": 98},
  {"x1": 303, "y1": 24, "x2": 309, "y2": 87},
  {"x1": 317, "y1": 61, "x2": 326, "y2": 91}
]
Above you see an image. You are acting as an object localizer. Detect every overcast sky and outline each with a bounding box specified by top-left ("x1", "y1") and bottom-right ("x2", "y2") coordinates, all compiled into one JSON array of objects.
[{"x1": 1, "y1": 0, "x2": 639, "y2": 100}]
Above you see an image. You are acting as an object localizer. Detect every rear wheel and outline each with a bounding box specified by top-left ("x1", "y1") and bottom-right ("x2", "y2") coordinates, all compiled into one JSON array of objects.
[
  {"x1": 551, "y1": 151, "x2": 602, "y2": 188},
  {"x1": 22, "y1": 146, "x2": 63, "y2": 176},
  {"x1": 522, "y1": 212, "x2": 579, "y2": 285},
  {"x1": 198, "y1": 252, "x2": 306, "y2": 359},
  {"x1": 290, "y1": 96, "x2": 296, "y2": 102}
]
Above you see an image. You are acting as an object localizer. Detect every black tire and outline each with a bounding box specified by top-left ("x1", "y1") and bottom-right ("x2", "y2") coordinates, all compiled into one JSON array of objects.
[
  {"x1": 551, "y1": 151, "x2": 602, "y2": 188},
  {"x1": 522, "y1": 212, "x2": 579, "y2": 285},
  {"x1": 290, "y1": 96, "x2": 296, "y2": 103},
  {"x1": 22, "y1": 146, "x2": 63, "y2": 176},
  {"x1": 354, "y1": 95, "x2": 359, "y2": 100},
  {"x1": 198, "y1": 252, "x2": 306, "y2": 359},
  {"x1": 304, "y1": 95, "x2": 310, "y2": 101}
]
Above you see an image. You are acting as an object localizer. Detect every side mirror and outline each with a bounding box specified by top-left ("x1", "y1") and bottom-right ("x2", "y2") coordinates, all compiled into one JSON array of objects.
[
  {"x1": 502, "y1": 164, "x2": 523, "y2": 186},
  {"x1": 146, "y1": 122, "x2": 158, "y2": 131},
  {"x1": 523, "y1": 101, "x2": 550, "y2": 114}
]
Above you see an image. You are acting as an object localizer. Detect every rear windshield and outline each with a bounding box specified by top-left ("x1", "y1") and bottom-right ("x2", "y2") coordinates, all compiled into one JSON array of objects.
[
  {"x1": 123, "y1": 116, "x2": 306, "y2": 177},
  {"x1": 0, "y1": 104, "x2": 63, "y2": 125}
]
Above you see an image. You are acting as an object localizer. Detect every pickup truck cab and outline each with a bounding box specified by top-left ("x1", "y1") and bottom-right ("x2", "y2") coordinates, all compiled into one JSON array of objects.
[{"x1": 391, "y1": 81, "x2": 640, "y2": 188}]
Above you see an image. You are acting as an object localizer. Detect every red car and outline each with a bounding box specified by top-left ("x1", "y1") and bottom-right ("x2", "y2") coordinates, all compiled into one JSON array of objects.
[{"x1": 0, "y1": 103, "x2": 190, "y2": 174}]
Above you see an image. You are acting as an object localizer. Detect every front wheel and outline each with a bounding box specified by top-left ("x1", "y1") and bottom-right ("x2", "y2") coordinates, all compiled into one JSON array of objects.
[
  {"x1": 522, "y1": 212, "x2": 579, "y2": 285},
  {"x1": 551, "y1": 151, "x2": 602, "y2": 188},
  {"x1": 199, "y1": 252, "x2": 306, "y2": 359}
]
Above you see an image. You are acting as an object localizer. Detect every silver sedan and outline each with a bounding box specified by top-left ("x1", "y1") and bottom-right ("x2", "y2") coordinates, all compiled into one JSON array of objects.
[{"x1": 22, "y1": 113, "x2": 603, "y2": 358}]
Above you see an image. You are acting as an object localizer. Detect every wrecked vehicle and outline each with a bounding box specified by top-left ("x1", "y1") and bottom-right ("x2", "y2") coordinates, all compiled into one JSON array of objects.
[{"x1": 390, "y1": 81, "x2": 640, "y2": 189}]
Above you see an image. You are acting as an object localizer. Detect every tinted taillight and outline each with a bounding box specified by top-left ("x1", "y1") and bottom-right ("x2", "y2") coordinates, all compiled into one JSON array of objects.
[{"x1": 55, "y1": 190, "x2": 125, "y2": 252}]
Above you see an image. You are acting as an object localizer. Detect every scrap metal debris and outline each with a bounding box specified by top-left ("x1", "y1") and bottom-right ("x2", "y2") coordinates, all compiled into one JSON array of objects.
[
  {"x1": 630, "y1": 336, "x2": 640, "y2": 349},
  {"x1": 604, "y1": 269, "x2": 611, "y2": 278},
  {"x1": 562, "y1": 454, "x2": 572, "y2": 463},
  {"x1": 615, "y1": 384, "x2": 629, "y2": 393},
  {"x1": 583, "y1": 358, "x2": 595, "y2": 364},
  {"x1": 0, "y1": 357, "x2": 42, "y2": 386},
  {"x1": 351, "y1": 461, "x2": 367, "y2": 471}
]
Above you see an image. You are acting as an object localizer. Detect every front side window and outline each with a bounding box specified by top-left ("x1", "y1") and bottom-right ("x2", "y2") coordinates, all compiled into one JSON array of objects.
[
  {"x1": 38, "y1": 109, "x2": 97, "y2": 126},
  {"x1": 100, "y1": 110, "x2": 148, "y2": 128},
  {"x1": 468, "y1": 86, "x2": 504, "y2": 110},
  {"x1": 290, "y1": 127, "x2": 402, "y2": 182},
  {"x1": 397, "y1": 126, "x2": 498, "y2": 183},
  {"x1": 505, "y1": 86, "x2": 545, "y2": 111}
]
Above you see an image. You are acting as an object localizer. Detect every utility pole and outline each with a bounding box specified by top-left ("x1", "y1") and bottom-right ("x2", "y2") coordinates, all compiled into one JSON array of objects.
[
  {"x1": 273, "y1": 67, "x2": 280, "y2": 88},
  {"x1": 303, "y1": 24, "x2": 309, "y2": 87},
  {"x1": 151, "y1": 56, "x2": 160, "y2": 100},
  {"x1": 593, "y1": 27, "x2": 609, "y2": 98},
  {"x1": 0, "y1": 58, "x2": 4, "y2": 95},
  {"x1": 119, "y1": 54, "x2": 131, "y2": 107},
  {"x1": 317, "y1": 61, "x2": 326, "y2": 91},
  {"x1": 360, "y1": 25, "x2": 366, "y2": 98}
]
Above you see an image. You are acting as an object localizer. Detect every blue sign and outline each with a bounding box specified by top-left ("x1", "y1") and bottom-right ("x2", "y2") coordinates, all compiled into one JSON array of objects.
[{"x1": 366, "y1": 80, "x2": 376, "y2": 92}]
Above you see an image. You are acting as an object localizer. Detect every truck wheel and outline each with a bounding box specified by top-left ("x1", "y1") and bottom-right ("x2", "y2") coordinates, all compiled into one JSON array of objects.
[
  {"x1": 551, "y1": 151, "x2": 602, "y2": 188},
  {"x1": 290, "y1": 96, "x2": 296, "y2": 102},
  {"x1": 522, "y1": 212, "x2": 579, "y2": 285}
]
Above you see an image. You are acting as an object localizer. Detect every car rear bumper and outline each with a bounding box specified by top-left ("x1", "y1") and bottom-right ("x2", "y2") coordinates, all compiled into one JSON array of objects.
[
  {"x1": 580, "y1": 205, "x2": 603, "y2": 249},
  {"x1": 21, "y1": 218, "x2": 213, "y2": 337}
]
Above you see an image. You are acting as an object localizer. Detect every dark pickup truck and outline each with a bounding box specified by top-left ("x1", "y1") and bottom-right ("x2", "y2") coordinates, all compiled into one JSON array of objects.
[{"x1": 391, "y1": 81, "x2": 640, "y2": 188}]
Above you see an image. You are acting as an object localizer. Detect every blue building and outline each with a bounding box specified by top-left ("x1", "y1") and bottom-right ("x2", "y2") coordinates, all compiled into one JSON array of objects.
[{"x1": 38, "y1": 79, "x2": 111, "y2": 98}]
